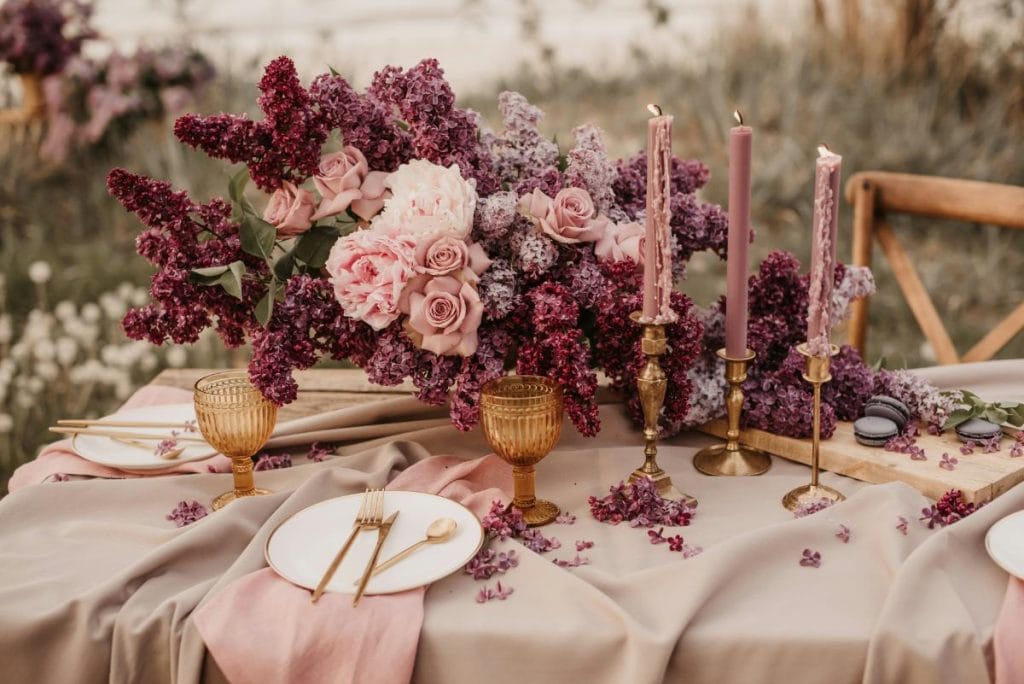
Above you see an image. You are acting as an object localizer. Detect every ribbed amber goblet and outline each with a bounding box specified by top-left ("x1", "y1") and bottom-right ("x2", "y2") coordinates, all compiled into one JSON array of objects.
[
  {"x1": 480, "y1": 375, "x2": 563, "y2": 526},
  {"x1": 193, "y1": 370, "x2": 278, "y2": 511}
]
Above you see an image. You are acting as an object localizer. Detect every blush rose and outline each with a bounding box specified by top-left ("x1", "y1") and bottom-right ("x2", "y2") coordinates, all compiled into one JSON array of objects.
[
  {"x1": 595, "y1": 221, "x2": 644, "y2": 264},
  {"x1": 404, "y1": 276, "x2": 484, "y2": 356},
  {"x1": 263, "y1": 181, "x2": 316, "y2": 237},
  {"x1": 310, "y1": 146, "x2": 389, "y2": 222},
  {"x1": 326, "y1": 229, "x2": 416, "y2": 330},
  {"x1": 518, "y1": 187, "x2": 606, "y2": 244}
]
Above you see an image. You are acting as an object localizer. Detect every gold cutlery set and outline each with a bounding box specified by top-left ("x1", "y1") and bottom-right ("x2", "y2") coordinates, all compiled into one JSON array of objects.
[
  {"x1": 311, "y1": 488, "x2": 458, "y2": 607},
  {"x1": 49, "y1": 418, "x2": 204, "y2": 461}
]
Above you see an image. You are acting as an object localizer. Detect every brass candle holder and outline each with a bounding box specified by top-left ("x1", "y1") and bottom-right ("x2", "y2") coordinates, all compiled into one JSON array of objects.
[
  {"x1": 628, "y1": 313, "x2": 696, "y2": 505},
  {"x1": 781, "y1": 343, "x2": 845, "y2": 511},
  {"x1": 693, "y1": 348, "x2": 772, "y2": 476}
]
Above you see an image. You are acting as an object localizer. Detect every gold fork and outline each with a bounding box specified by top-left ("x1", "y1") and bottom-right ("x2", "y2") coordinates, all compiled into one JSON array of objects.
[{"x1": 310, "y1": 488, "x2": 384, "y2": 604}]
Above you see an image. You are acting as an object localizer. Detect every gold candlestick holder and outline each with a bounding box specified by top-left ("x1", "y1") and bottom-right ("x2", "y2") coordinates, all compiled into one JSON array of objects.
[
  {"x1": 693, "y1": 348, "x2": 772, "y2": 476},
  {"x1": 782, "y1": 342, "x2": 845, "y2": 511},
  {"x1": 628, "y1": 313, "x2": 696, "y2": 505}
]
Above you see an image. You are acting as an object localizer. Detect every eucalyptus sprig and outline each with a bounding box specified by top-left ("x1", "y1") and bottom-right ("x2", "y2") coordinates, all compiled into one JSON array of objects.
[{"x1": 942, "y1": 389, "x2": 1024, "y2": 429}]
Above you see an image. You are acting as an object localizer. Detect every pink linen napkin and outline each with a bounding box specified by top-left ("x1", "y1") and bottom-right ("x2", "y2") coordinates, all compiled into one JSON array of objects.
[
  {"x1": 194, "y1": 454, "x2": 512, "y2": 684},
  {"x1": 995, "y1": 577, "x2": 1024, "y2": 684},
  {"x1": 8, "y1": 385, "x2": 231, "y2": 492}
]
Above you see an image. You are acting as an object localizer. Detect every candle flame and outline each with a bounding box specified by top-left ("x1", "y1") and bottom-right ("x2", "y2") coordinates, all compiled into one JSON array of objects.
[
  {"x1": 733, "y1": 109, "x2": 743, "y2": 125},
  {"x1": 817, "y1": 143, "x2": 832, "y2": 157},
  {"x1": 647, "y1": 103, "x2": 662, "y2": 117}
]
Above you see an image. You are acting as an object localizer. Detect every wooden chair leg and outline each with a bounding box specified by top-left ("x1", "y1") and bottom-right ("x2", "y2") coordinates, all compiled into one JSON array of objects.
[{"x1": 848, "y1": 179, "x2": 876, "y2": 356}]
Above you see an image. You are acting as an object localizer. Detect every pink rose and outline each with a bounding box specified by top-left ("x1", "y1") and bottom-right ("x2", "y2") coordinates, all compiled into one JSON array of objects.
[
  {"x1": 326, "y1": 229, "x2": 416, "y2": 330},
  {"x1": 310, "y1": 146, "x2": 389, "y2": 222},
  {"x1": 518, "y1": 187, "x2": 606, "y2": 244},
  {"x1": 263, "y1": 182, "x2": 316, "y2": 237},
  {"x1": 405, "y1": 276, "x2": 484, "y2": 356},
  {"x1": 595, "y1": 221, "x2": 645, "y2": 264},
  {"x1": 413, "y1": 234, "x2": 492, "y2": 282}
]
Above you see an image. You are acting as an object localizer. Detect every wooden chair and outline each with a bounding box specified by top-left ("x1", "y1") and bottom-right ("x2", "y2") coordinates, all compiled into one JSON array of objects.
[{"x1": 845, "y1": 171, "x2": 1024, "y2": 364}]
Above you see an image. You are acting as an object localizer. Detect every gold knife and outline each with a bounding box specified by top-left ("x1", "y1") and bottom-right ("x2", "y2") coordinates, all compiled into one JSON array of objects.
[{"x1": 353, "y1": 510, "x2": 399, "y2": 606}]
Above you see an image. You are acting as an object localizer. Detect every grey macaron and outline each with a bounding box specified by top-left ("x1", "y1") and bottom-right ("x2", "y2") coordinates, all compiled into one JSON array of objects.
[
  {"x1": 954, "y1": 417, "x2": 1003, "y2": 443},
  {"x1": 864, "y1": 395, "x2": 911, "y2": 431},
  {"x1": 854, "y1": 416, "x2": 900, "y2": 447}
]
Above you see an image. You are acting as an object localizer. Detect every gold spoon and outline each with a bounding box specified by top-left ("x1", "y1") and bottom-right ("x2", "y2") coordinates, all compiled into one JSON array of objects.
[{"x1": 359, "y1": 517, "x2": 458, "y2": 580}]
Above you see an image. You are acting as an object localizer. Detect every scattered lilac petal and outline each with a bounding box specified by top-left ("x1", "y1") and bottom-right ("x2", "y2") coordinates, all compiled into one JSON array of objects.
[
  {"x1": 575, "y1": 539, "x2": 594, "y2": 552},
  {"x1": 896, "y1": 516, "x2": 909, "y2": 535},
  {"x1": 555, "y1": 512, "x2": 577, "y2": 525},
  {"x1": 799, "y1": 549, "x2": 821, "y2": 568},
  {"x1": 154, "y1": 438, "x2": 179, "y2": 458},
  {"x1": 939, "y1": 453, "x2": 958, "y2": 471},
  {"x1": 253, "y1": 452, "x2": 292, "y2": 470},
  {"x1": 836, "y1": 524, "x2": 851, "y2": 543},
  {"x1": 49, "y1": 473, "x2": 70, "y2": 483},
  {"x1": 167, "y1": 500, "x2": 209, "y2": 527},
  {"x1": 981, "y1": 435, "x2": 1002, "y2": 454},
  {"x1": 520, "y1": 528, "x2": 560, "y2": 554},
  {"x1": 648, "y1": 527, "x2": 667, "y2": 544},
  {"x1": 960, "y1": 441, "x2": 975, "y2": 456},
  {"x1": 306, "y1": 442, "x2": 334, "y2": 462},
  {"x1": 793, "y1": 498, "x2": 834, "y2": 518},
  {"x1": 481, "y1": 500, "x2": 528, "y2": 541},
  {"x1": 553, "y1": 554, "x2": 590, "y2": 568}
]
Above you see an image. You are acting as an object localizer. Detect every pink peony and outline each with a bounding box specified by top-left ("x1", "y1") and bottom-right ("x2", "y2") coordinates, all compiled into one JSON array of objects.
[
  {"x1": 595, "y1": 221, "x2": 644, "y2": 264},
  {"x1": 372, "y1": 159, "x2": 477, "y2": 239},
  {"x1": 413, "y1": 233, "x2": 492, "y2": 282},
  {"x1": 310, "y1": 146, "x2": 389, "y2": 222},
  {"x1": 518, "y1": 187, "x2": 606, "y2": 244},
  {"x1": 263, "y1": 181, "x2": 316, "y2": 237},
  {"x1": 404, "y1": 276, "x2": 484, "y2": 356},
  {"x1": 326, "y1": 229, "x2": 416, "y2": 330}
]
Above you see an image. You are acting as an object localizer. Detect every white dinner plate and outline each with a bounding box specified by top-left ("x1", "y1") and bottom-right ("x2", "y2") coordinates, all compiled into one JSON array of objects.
[
  {"x1": 986, "y1": 510, "x2": 1024, "y2": 580},
  {"x1": 71, "y1": 403, "x2": 217, "y2": 471},
  {"x1": 265, "y1": 491, "x2": 484, "y2": 596}
]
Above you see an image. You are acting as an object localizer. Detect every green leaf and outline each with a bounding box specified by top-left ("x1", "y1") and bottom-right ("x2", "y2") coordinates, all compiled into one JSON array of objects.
[
  {"x1": 328, "y1": 64, "x2": 340, "y2": 76},
  {"x1": 293, "y1": 224, "x2": 340, "y2": 269},
  {"x1": 984, "y1": 406, "x2": 1009, "y2": 425},
  {"x1": 255, "y1": 279, "x2": 276, "y2": 325},
  {"x1": 273, "y1": 251, "x2": 296, "y2": 280},
  {"x1": 228, "y1": 168, "x2": 249, "y2": 204},
  {"x1": 191, "y1": 265, "x2": 229, "y2": 279},
  {"x1": 943, "y1": 408, "x2": 976, "y2": 429},
  {"x1": 240, "y1": 215, "x2": 277, "y2": 260},
  {"x1": 220, "y1": 261, "x2": 246, "y2": 300},
  {"x1": 395, "y1": 119, "x2": 410, "y2": 131}
]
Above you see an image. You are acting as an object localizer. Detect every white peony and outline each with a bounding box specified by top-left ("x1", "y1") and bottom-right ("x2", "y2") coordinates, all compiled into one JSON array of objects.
[{"x1": 372, "y1": 160, "x2": 477, "y2": 240}]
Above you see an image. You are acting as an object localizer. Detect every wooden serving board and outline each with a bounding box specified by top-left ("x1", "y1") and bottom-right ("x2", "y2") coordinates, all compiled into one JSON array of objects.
[{"x1": 700, "y1": 419, "x2": 1024, "y2": 504}]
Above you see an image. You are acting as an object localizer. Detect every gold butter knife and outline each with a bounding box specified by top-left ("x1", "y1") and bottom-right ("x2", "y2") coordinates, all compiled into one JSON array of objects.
[{"x1": 353, "y1": 510, "x2": 399, "y2": 607}]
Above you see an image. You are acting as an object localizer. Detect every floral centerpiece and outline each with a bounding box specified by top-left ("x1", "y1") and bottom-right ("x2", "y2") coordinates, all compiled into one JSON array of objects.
[
  {"x1": 108, "y1": 56, "x2": 727, "y2": 435},
  {"x1": 0, "y1": 0, "x2": 94, "y2": 77}
]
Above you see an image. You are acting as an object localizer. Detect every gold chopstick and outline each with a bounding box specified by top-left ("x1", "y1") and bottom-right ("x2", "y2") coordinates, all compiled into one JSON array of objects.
[
  {"x1": 58, "y1": 419, "x2": 195, "y2": 429},
  {"x1": 49, "y1": 427, "x2": 207, "y2": 442}
]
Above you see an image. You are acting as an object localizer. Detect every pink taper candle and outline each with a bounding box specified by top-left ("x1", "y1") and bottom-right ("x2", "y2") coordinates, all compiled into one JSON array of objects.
[
  {"x1": 642, "y1": 104, "x2": 677, "y2": 323},
  {"x1": 806, "y1": 144, "x2": 843, "y2": 357},
  {"x1": 725, "y1": 110, "x2": 752, "y2": 358}
]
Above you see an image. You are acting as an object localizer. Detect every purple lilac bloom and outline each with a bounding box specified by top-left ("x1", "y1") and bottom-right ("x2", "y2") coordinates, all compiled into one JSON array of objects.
[
  {"x1": 167, "y1": 500, "x2": 209, "y2": 527},
  {"x1": 800, "y1": 549, "x2": 822, "y2": 568}
]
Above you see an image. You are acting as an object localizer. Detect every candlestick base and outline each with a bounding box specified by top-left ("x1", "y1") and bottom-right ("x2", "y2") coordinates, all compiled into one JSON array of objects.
[
  {"x1": 693, "y1": 348, "x2": 772, "y2": 477},
  {"x1": 780, "y1": 342, "x2": 845, "y2": 510},
  {"x1": 627, "y1": 312, "x2": 698, "y2": 507},
  {"x1": 693, "y1": 443, "x2": 771, "y2": 477},
  {"x1": 781, "y1": 483, "x2": 846, "y2": 512}
]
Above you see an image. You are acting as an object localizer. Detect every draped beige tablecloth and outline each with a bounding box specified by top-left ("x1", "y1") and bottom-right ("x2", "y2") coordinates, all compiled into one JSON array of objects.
[{"x1": 0, "y1": 360, "x2": 1021, "y2": 683}]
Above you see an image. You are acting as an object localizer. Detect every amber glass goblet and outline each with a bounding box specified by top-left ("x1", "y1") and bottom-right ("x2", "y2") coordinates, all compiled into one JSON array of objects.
[
  {"x1": 194, "y1": 370, "x2": 278, "y2": 511},
  {"x1": 480, "y1": 375, "x2": 563, "y2": 526}
]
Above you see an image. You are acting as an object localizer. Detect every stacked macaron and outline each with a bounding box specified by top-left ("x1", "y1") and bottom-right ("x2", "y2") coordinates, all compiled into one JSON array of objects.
[
  {"x1": 954, "y1": 417, "x2": 1002, "y2": 444},
  {"x1": 853, "y1": 395, "x2": 911, "y2": 447}
]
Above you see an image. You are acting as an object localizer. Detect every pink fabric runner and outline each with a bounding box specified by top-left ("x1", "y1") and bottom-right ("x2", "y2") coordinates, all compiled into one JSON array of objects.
[
  {"x1": 7, "y1": 385, "x2": 230, "y2": 492},
  {"x1": 995, "y1": 577, "x2": 1024, "y2": 684},
  {"x1": 194, "y1": 454, "x2": 511, "y2": 684}
]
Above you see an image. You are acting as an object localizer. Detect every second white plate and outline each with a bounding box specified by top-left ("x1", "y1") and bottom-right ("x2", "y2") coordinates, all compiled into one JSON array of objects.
[{"x1": 986, "y1": 509, "x2": 1024, "y2": 580}]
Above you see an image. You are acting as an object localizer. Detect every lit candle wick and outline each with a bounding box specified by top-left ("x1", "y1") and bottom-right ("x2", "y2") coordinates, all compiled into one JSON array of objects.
[
  {"x1": 817, "y1": 143, "x2": 832, "y2": 157},
  {"x1": 647, "y1": 103, "x2": 663, "y2": 117},
  {"x1": 733, "y1": 109, "x2": 743, "y2": 126}
]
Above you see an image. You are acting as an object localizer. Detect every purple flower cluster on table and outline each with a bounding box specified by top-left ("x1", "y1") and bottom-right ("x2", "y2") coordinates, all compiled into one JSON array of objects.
[
  {"x1": 589, "y1": 476, "x2": 696, "y2": 527},
  {"x1": 0, "y1": 0, "x2": 94, "y2": 76},
  {"x1": 167, "y1": 500, "x2": 208, "y2": 527},
  {"x1": 465, "y1": 548, "x2": 519, "y2": 580},
  {"x1": 109, "y1": 55, "x2": 726, "y2": 437},
  {"x1": 919, "y1": 489, "x2": 981, "y2": 528},
  {"x1": 306, "y1": 442, "x2": 333, "y2": 463},
  {"x1": 886, "y1": 427, "x2": 927, "y2": 460}
]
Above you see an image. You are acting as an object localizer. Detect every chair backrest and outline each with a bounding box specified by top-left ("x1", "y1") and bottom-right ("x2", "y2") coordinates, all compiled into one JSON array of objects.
[{"x1": 845, "y1": 171, "x2": 1024, "y2": 364}]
